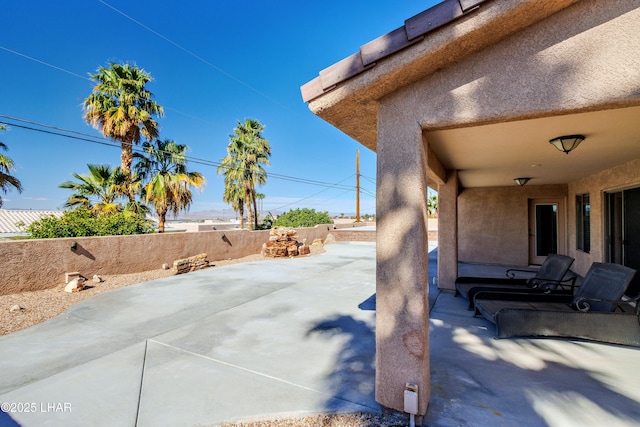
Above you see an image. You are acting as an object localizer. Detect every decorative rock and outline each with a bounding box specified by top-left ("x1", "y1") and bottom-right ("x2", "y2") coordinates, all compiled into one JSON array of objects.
[
  {"x1": 10, "y1": 304, "x2": 24, "y2": 312},
  {"x1": 172, "y1": 253, "x2": 209, "y2": 275},
  {"x1": 65, "y1": 271, "x2": 82, "y2": 283},
  {"x1": 287, "y1": 244, "x2": 298, "y2": 257},
  {"x1": 263, "y1": 227, "x2": 313, "y2": 258},
  {"x1": 270, "y1": 226, "x2": 298, "y2": 241},
  {"x1": 299, "y1": 245, "x2": 311, "y2": 256},
  {"x1": 162, "y1": 263, "x2": 170, "y2": 270},
  {"x1": 92, "y1": 274, "x2": 103, "y2": 283},
  {"x1": 264, "y1": 240, "x2": 302, "y2": 257},
  {"x1": 312, "y1": 238, "x2": 324, "y2": 247},
  {"x1": 64, "y1": 278, "x2": 86, "y2": 293}
]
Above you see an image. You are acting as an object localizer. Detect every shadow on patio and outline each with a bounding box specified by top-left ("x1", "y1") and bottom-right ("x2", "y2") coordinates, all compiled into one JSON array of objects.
[{"x1": 311, "y1": 247, "x2": 640, "y2": 426}]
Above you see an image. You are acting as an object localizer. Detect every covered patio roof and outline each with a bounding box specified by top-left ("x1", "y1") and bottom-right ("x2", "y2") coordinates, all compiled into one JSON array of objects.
[{"x1": 427, "y1": 106, "x2": 640, "y2": 188}]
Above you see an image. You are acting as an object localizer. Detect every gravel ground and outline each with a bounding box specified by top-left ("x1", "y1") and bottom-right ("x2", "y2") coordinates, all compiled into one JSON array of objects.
[
  {"x1": 1, "y1": 245, "x2": 412, "y2": 426},
  {"x1": 219, "y1": 411, "x2": 409, "y2": 427},
  {"x1": 0, "y1": 247, "x2": 324, "y2": 336}
]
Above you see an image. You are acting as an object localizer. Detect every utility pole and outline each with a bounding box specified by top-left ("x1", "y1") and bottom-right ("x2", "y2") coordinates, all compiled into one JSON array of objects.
[{"x1": 356, "y1": 149, "x2": 361, "y2": 222}]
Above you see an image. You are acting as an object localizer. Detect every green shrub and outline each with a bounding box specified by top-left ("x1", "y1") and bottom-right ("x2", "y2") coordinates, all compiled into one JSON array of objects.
[
  {"x1": 24, "y1": 207, "x2": 155, "y2": 238},
  {"x1": 255, "y1": 214, "x2": 274, "y2": 230},
  {"x1": 273, "y1": 208, "x2": 333, "y2": 228}
]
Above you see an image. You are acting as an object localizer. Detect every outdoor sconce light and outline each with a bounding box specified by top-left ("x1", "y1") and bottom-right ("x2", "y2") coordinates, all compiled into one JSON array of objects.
[
  {"x1": 549, "y1": 134, "x2": 585, "y2": 154},
  {"x1": 221, "y1": 233, "x2": 226, "y2": 240},
  {"x1": 514, "y1": 177, "x2": 531, "y2": 187},
  {"x1": 70, "y1": 241, "x2": 78, "y2": 251}
]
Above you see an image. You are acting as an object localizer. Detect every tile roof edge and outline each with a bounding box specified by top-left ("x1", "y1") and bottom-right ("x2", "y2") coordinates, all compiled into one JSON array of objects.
[{"x1": 301, "y1": 0, "x2": 489, "y2": 103}]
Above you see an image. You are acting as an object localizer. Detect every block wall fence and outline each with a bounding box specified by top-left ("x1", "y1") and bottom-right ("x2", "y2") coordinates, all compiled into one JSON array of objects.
[{"x1": 0, "y1": 225, "x2": 341, "y2": 295}]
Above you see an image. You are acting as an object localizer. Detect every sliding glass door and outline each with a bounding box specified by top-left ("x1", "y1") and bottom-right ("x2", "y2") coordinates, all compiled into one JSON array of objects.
[{"x1": 606, "y1": 187, "x2": 640, "y2": 297}]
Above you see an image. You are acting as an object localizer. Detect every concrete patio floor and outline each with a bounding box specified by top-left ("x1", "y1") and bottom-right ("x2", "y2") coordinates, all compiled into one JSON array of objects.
[{"x1": 0, "y1": 241, "x2": 639, "y2": 426}]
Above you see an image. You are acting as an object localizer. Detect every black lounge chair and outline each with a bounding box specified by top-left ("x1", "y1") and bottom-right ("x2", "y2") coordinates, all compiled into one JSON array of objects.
[
  {"x1": 473, "y1": 262, "x2": 640, "y2": 347},
  {"x1": 455, "y1": 254, "x2": 576, "y2": 310}
]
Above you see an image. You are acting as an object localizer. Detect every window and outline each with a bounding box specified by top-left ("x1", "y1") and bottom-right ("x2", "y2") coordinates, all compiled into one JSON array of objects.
[{"x1": 576, "y1": 193, "x2": 590, "y2": 253}]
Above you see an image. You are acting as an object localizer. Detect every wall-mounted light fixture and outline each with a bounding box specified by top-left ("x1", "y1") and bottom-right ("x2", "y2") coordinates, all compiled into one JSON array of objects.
[
  {"x1": 514, "y1": 177, "x2": 531, "y2": 187},
  {"x1": 549, "y1": 134, "x2": 585, "y2": 154},
  {"x1": 70, "y1": 241, "x2": 78, "y2": 251}
]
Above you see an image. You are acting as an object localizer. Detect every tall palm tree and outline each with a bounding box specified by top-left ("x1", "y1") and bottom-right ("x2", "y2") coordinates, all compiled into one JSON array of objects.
[
  {"x1": 0, "y1": 124, "x2": 23, "y2": 208},
  {"x1": 134, "y1": 139, "x2": 205, "y2": 233},
  {"x1": 218, "y1": 119, "x2": 270, "y2": 230},
  {"x1": 59, "y1": 164, "x2": 128, "y2": 214},
  {"x1": 221, "y1": 170, "x2": 245, "y2": 226},
  {"x1": 83, "y1": 62, "x2": 164, "y2": 202}
]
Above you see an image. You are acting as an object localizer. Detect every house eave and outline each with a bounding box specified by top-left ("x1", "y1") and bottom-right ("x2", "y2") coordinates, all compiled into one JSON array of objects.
[{"x1": 301, "y1": 0, "x2": 582, "y2": 151}]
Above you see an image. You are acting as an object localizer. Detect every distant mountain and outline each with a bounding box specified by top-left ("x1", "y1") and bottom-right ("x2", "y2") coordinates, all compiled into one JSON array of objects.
[
  {"x1": 169, "y1": 208, "x2": 371, "y2": 221},
  {"x1": 169, "y1": 209, "x2": 239, "y2": 221}
]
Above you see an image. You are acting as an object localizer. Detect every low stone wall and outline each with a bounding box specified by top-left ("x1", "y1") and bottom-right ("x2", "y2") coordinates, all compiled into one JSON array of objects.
[
  {"x1": 327, "y1": 229, "x2": 436, "y2": 243},
  {"x1": 0, "y1": 225, "x2": 333, "y2": 295},
  {"x1": 328, "y1": 230, "x2": 377, "y2": 242}
]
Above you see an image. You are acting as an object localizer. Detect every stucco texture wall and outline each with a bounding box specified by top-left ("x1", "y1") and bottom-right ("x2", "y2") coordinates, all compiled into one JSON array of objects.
[
  {"x1": 567, "y1": 159, "x2": 640, "y2": 277},
  {"x1": 458, "y1": 185, "x2": 567, "y2": 265},
  {"x1": 0, "y1": 226, "x2": 332, "y2": 296},
  {"x1": 385, "y1": 0, "x2": 640, "y2": 133}
]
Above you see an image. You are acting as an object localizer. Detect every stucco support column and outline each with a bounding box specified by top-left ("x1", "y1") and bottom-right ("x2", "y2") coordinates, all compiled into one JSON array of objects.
[
  {"x1": 437, "y1": 170, "x2": 458, "y2": 290},
  {"x1": 376, "y1": 110, "x2": 430, "y2": 415}
]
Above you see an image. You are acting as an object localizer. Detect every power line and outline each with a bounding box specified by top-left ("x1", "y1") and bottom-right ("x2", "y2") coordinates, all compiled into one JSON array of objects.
[
  {"x1": 0, "y1": 45, "x2": 91, "y2": 81},
  {"x1": 1, "y1": 20, "x2": 376, "y2": 208},
  {"x1": 0, "y1": 114, "x2": 358, "y2": 192},
  {"x1": 267, "y1": 176, "x2": 355, "y2": 211},
  {"x1": 361, "y1": 188, "x2": 376, "y2": 198},
  {"x1": 0, "y1": 15, "x2": 366, "y2": 180},
  {"x1": 361, "y1": 174, "x2": 376, "y2": 185},
  {"x1": 96, "y1": 0, "x2": 294, "y2": 114}
]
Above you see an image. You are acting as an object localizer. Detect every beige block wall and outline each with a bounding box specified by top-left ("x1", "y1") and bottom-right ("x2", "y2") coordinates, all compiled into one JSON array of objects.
[
  {"x1": 567, "y1": 158, "x2": 640, "y2": 277},
  {"x1": 458, "y1": 184, "x2": 567, "y2": 266},
  {"x1": 0, "y1": 225, "x2": 332, "y2": 296},
  {"x1": 328, "y1": 230, "x2": 376, "y2": 242}
]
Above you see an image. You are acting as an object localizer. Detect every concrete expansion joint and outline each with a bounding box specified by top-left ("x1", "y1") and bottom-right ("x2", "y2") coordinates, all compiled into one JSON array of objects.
[
  {"x1": 142, "y1": 339, "x2": 381, "y2": 413},
  {"x1": 146, "y1": 339, "x2": 324, "y2": 395},
  {"x1": 134, "y1": 340, "x2": 148, "y2": 426}
]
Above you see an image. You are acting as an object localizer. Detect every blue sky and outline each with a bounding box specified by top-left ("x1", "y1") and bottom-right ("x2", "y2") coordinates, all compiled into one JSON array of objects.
[{"x1": 0, "y1": 1, "x2": 438, "y2": 217}]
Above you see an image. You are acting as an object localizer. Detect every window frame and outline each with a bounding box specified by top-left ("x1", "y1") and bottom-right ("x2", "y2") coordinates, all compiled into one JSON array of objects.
[{"x1": 576, "y1": 193, "x2": 590, "y2": 253}]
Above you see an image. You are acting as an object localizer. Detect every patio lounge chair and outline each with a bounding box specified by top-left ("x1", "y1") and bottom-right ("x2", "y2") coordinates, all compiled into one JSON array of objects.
[
  {"x1": 473, "y1": 262, "x2": 640, "y2": 347},
  {"x1": 455, "y1": 254, "x2": 576, "y2": 310}
]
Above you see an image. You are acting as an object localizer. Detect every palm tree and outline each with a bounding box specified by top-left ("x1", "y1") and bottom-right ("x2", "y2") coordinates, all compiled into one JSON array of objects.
[
  {"x1": 134, "y1": 139, "x2": 205, "y2": 233},
  {"x1": 59, "y1": 164, "x2": 128, "y2": 214},
  {"x1": 83, "y1": 62, "x2": 164, "y2": 202},
  {"x1": 218, "y1": 119, "x2": 270, "y2": 230},
  {"x1": 221, "y1": 170, "x2": 245, "y2": 227},
  {"x1": 0, "y1": 124, "x2": 23, "y2": 208}
]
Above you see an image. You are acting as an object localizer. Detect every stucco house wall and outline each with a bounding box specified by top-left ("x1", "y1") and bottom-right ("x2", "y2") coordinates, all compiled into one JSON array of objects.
[
  {"x1": 458, "y1": 185, "x2": 568, "y2": 265},
  {"x1": 567, "y1": 158, "x2": 640, "y2": 276},
  {"x1": 302, "y1": 0, "x2": 640, "y2": 416},
  {"x1": 458, "y1": 159, "x2": 640, "y2": 274},
  {"x1": 403, "y1": 0, "x2": 640, "y2": 132}
]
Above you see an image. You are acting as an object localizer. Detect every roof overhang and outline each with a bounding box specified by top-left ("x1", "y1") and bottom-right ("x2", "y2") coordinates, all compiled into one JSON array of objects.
[
  {"x1": 301, "y1": 0, "x2": 582, "y2": 152},
  {"x1": 301, "y1": 0, "x2": 640, "y2": 188}
]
